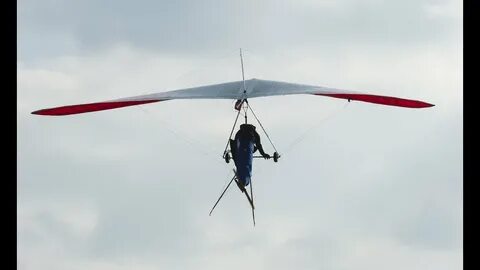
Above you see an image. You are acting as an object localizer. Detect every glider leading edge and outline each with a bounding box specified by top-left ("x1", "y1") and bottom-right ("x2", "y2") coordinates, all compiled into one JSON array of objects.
[
  {"x1": 32, "y1": 50, "x2": 434, "y2": 225},
  {"x1": 31, "y1": 78, "x2": 433, "y2": 116}
]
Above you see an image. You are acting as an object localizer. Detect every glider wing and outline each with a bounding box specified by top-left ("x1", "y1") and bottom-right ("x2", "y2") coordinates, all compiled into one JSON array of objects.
[{"x1": 32, "y1": 79, "x2": 433, "y2": 116}]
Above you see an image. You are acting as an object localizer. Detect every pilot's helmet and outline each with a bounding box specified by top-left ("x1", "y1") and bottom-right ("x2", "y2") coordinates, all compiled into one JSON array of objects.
[{"x1": 240, "y1": 124, "x2": 255, "y2": 130}]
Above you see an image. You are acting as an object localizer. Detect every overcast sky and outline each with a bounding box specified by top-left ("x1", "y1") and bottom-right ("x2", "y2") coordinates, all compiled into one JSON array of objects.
[{"x1": 18, "y1": 0, "x2": 462, "y2": 269}]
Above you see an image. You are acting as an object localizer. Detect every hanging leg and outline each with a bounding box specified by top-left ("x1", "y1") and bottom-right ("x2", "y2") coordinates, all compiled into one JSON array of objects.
[
  {"x1": 250, "y1": 178, "x2": 256, "y2": 226},
  {"x1": 232, "y1": 169, "x2": 256, "y2": 226},
  {"x1": 232, "y1": 169, "x2": 255, "y2": 210},
  {"x1": 234, "y1": 178, "x2": 256, "y2": 226},
  {"x1": 209, "y1": 175, "x2": 236, "y2": 216},
  {"x1": 233, "y1": 177, "x2": 254, "y2": 210}
]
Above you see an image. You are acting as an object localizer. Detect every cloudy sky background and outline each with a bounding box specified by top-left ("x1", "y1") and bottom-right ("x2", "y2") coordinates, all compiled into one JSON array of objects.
[{"x1": 18, "y1": 0, "x2": 462, "y2": 269}]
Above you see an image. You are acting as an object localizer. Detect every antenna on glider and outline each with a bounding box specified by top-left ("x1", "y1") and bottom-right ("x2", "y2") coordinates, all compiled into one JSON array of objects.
[{"x1": 240, "y1": 48, "x2": 246, "y2": 94}]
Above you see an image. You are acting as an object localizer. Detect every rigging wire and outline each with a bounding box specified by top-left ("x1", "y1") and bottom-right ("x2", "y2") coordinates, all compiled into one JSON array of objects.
[
  {"x1": 246, "y1": 101, "x2": 279, "y2": 153},
  {"x1": 247, "y1": 101, "x2": 351, "y2": 181},
  {"x1": 222, "y1": 108, "x2": 242, "y2": 158},
  {"x1": 282, "y1": 101, "x2": 350, "y2": 154},
  {"x1": 135, "y1": 106, "x2": 224, "y2": 165}
]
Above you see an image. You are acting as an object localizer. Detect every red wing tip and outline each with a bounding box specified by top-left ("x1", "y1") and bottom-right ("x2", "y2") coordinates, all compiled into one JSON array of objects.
[
  {"x1": 31, "y1": 109, "x2": 52, "y2": 115},
  {"x1": 31, "y1": 109, "x2": 69, "y2": 116},
  {"x1": 31, "y1": 110, "x2": 48, "y2": 115},
  {"x1": 315, "y1": 93, "x2": 434, "y2": 108},
  {"x1": 415, "y1": 101, "x2": 435, "y2": 108},
  {"x1": 31, "y1": 100, "x2": 163, "y2": 116}
]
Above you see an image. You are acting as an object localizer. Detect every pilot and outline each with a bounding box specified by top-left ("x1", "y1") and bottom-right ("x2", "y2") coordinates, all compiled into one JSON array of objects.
[{"x1": 230, "y1": 123, "x2": 271, "y2": 161}]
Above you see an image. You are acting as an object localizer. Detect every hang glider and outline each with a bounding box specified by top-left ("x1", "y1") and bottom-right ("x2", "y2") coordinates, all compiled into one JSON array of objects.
[
  {"x1": 31, "y1": 78, "x2": 433, "y2": 116},
  {"x1": 31, "y1": 50, "x2": 435, "y2": 226}
]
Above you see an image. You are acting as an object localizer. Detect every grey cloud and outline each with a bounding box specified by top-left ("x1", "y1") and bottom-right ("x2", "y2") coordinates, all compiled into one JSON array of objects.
[{"x1": 18, "y1": 0, "x2": 459, "y2": 61}]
